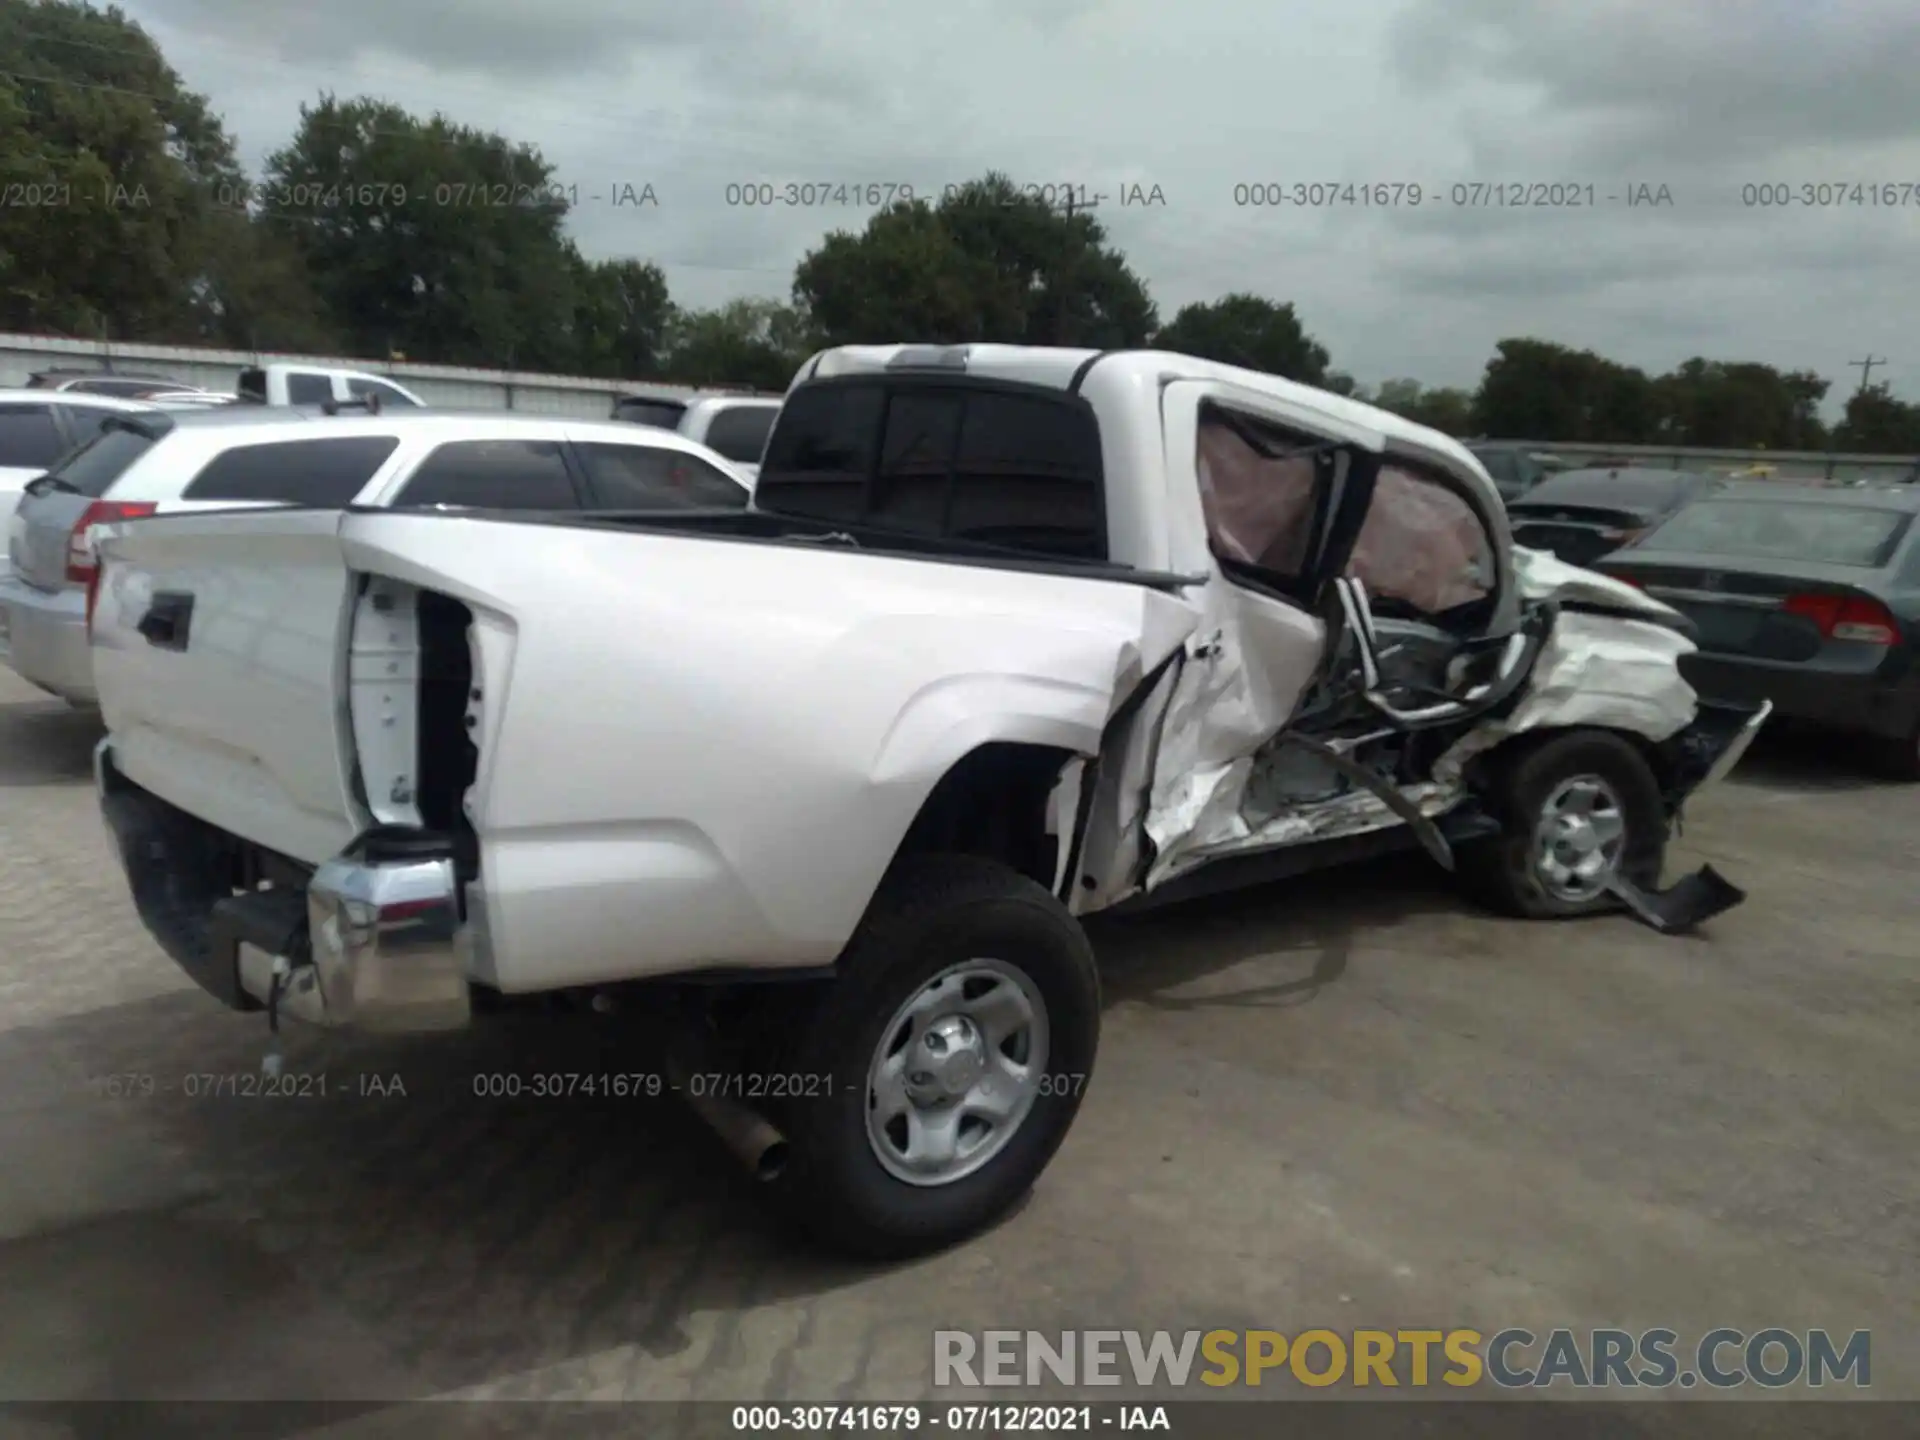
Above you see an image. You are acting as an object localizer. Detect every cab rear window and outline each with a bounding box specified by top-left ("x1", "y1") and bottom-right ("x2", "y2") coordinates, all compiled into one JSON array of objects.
[{"x1": 757, "y1": 381, "x2": 1106, "y2": 561}]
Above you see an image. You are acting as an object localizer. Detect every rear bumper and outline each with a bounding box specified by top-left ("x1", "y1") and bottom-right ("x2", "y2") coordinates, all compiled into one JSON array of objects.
[
  {"x1": 97, "y1": 741, "x2": 473, "y2": 1033},
  {"x1": 1681, "y1": 651, "x2": 1919, "y2": 741},
  {"x1": 0, "y1": 573, "x2": 95, "y2": 703}
]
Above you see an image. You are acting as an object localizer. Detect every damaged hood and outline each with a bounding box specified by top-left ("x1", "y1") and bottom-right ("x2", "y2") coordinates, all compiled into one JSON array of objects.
[
  {"x1": 1511, "y1": 544, "x2": 1683, "y2": 621},
  {"x1": 1434, "y1": 550, "x2": 1701, "y2": 784}
]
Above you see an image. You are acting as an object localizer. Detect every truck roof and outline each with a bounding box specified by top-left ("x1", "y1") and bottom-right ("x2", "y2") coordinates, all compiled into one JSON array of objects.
[{"x1": 798, "y1": 344, "x2": 1496, "y2": 496}]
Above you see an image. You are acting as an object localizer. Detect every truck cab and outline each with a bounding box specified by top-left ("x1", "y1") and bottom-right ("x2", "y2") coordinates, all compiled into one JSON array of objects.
[{"x1": 237, "y1": 364, "x2": 425, "y2": 410}]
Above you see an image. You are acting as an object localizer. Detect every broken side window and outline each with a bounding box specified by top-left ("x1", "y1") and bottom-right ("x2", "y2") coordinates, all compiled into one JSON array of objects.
[
  {"x1": 1195, "y1": 409, "x2": 1319, "y2": 582},
  {"x1": 1346, "y1": 462, "x2": 1494, "y2": 618}
]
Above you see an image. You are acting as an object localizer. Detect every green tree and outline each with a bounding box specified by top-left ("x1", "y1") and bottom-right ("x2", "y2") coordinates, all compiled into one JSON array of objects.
[
  {"x1": 189, "y1": 208, "x2": 342, "y2": 351},
  {"x1": 570, "y1": 257, "x2": 673, "y2": 378},
  {"x1": 793, "y1": 173, "x2": 1157, "y2": 348},
  {"x1": 1154, "y1": 294, "x2": 1331, "y2": 384},
  {"x1": 665, "y1": 298, "x2": 812, "y2": 392},
  {"x1": 263, "y1": 96, "x2": 587, "y2": 368},
  {"x1": 1471, "y1": 338, "x2": 1658, "y2": 443},
  {"x1": 1372, "y1": 378, "x2": 1474, "y2": 436},
  {"x1": 1833, "y1": 383, "x2": 1920, "y2": 454},
  {"x1": 0, "y1": 0, "x2": 257, "y2": 340},
  {"x1": 1650, "y1": 359, "x2": 1829, "y2": 449}
]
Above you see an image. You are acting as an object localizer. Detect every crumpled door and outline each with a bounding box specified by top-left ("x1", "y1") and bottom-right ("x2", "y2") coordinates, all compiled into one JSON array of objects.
[
  {"x1": 1074, "y1": 380, "x2": 1541, "y2": 910},
  {"x1": 1072, "y1": 383, "x2": 1391, "y2": 910}
]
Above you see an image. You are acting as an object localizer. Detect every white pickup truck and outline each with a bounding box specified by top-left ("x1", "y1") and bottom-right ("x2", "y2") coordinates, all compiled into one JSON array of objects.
[
  {"x1": 88, "y1": 344, "x2": 1768, "y2": 1258},
  {"x1": 236, "y1": 363, "x2": 425, "y2": 409}
]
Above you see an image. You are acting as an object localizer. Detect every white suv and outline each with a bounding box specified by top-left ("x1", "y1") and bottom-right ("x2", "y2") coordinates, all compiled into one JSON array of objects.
[
  {"x1": 0, "y1": 390, "x2": 161, "y2": 537},
  {"x1": 611, "y1": 393, "x2": 782, "y2": 479},
  {"x1": 1, "y1": 409, "x2": 750, "y2": 705}
]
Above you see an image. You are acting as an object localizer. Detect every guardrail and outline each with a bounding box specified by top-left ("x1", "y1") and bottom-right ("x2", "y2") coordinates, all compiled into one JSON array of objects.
[{"x1": 1482, "y1": 439, "x2": 1919, "y2": 486}]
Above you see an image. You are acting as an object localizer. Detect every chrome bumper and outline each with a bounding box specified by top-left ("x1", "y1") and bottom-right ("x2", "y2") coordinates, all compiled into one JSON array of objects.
[
  {"x1": 1694, "y1": 699, "x2": 1772, "y2": 794},
  {"x1": 97, "y1": 740, "x2": 473, "y2": 1034},
  {"x1": 237, "y1": 848, "x2": 474, "y2": 1033}
]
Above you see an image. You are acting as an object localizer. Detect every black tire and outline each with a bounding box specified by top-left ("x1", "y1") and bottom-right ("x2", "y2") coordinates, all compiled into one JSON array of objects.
[
  {"x1": 1455, "y1": 729, "x2": 1667, "y2": 919},
  {"x1": 768, "y1": 854, "x2": 1100, "y2": 1261}
]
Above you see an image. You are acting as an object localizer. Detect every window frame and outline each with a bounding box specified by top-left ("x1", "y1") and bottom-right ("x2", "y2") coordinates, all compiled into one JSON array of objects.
[
  {"x1": 1192, "y1": 400, "x2": 1361, "y2": 609},
  {"x1": 390, "y1": 435, "x2": 593, "y2": 511},
  {"x1": 0, "y1": 401, "x2": 72, "y2": 470},
  {"x1": 347, "y1": 376, "x2": 421, "y2": 409},
  {"x1": 180, "y1": 435, "x2": 405, "y2": 506},
  {"x1": 699, "y1": 403, "x2": 779, "y2": 465},
  {"x1": 283, "y1": 371, "x2": 337, "y2": 406},
  {"x1": 572, "y1": 437, "x2": 750, "y2": 511},
  {"x1": 754, "y1": 373, "x2": 1111, "y2": 562},
  {"x1": 1345, "y1": 452, "x2": 1502, "y2": 627}
]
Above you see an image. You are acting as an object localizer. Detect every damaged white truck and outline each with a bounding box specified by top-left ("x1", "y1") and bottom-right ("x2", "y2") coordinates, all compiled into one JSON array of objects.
[{"x1": 87, "y1": 344, "x2": 1768, "y2": 1258}]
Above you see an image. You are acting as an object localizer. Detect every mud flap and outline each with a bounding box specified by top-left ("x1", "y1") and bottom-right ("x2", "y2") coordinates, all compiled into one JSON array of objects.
[{"x1": 1606, "y1": 864, "x2": 1746, "y2": 934}]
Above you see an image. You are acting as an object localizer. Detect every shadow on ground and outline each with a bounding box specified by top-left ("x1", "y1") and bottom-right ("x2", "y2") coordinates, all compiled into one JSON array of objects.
[
  {"x1": 0, "y1": 698, "x2": 101, "y2": 787},
  {"x1": 5, "y1": 835, "x2": 1474, "y2": 1402},
  {"x1": 1722, "y1": 723, "x2": 1895, "y2": 795}
]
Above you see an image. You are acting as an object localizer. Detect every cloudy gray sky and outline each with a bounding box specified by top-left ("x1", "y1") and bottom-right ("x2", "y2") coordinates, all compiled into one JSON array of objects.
[{"x1": 119, "y1": 0, "x2": 1920, "y2": 406}]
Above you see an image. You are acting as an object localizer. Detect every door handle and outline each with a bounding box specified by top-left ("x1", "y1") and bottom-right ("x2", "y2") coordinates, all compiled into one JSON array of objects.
[{"x1": 137, "y1": 591, "x2": 194, "y2": 651}]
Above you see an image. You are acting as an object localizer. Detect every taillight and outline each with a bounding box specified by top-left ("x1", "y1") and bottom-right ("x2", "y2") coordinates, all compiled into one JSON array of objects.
[
  {"x1": 66, "y1": 501, "x2": 156, "y2": 584},
  {"x1": 1782, "y1": 592, "x2": 1899, "y2": 645}
]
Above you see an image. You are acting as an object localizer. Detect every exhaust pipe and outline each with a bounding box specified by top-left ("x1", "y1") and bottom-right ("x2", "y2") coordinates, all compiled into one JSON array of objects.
[{"x1": 667, "y1": 1054, "x2": 790, "y2": 1182}]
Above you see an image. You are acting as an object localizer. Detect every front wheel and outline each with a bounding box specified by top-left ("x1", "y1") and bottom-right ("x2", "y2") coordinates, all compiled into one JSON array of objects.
[
  {"x1": 1456, "y1": 730, "x2": 1668, "y2": 919},
  {"x1": 770, "y1": 855, "x2": 1100, "y2": 1260}
]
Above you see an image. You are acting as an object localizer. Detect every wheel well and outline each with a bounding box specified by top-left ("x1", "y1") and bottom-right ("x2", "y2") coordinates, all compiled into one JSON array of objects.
[
  {"x1": 1465, "y1": 725, "x2": 1678, "y2": 807},
  {"x1": 892, "y1": 742, "x2": 1078, "y2": 890}
]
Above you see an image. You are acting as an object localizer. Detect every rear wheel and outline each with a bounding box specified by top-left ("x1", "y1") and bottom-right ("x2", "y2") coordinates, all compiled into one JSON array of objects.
[
  {"x1": 769, "y1": 855, "x2": 1100, "y2": 1260},
  {"x1": 1457, "y1": 730, "x2": 1667, "y2": 918}
]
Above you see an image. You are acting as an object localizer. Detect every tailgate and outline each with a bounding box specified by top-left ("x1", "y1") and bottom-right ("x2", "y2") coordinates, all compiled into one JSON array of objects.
[{"x1": 91, "y1": 508, "x2": 364, "y2": 864}]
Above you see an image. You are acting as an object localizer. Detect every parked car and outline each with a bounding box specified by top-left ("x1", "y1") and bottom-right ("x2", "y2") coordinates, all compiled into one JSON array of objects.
[
  {"x1": 1600, "y1": 483, "x2": 1920, "y2": 780},
  {"x1": 85, "y1": 343, "x2": 1765, "y2": 1259},
  {"x1": 1507, "y1": 466, "x2": 1721, "y2": 567},
  {"x1": 236, "y1": 363, "x2": 426, "y2": 409},
  {"x1": 24, "y1": 368, "x2": 194, "y2": 399},
  {"x1": 612, "y1": 391, "x2": 782, "y2": 479},
  {"x1": 1, "y1": 409, "x2": 748, "y2": 706},
  {"x1": 1467, "y1": 442, "x2": 1568, "y2": 503},
  {"x1": 0, "y1": 390, "x2": 160, "y2": 537}
]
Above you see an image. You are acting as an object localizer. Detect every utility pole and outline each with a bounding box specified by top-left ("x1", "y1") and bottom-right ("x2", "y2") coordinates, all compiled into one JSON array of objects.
[
  {"x1": 1045, "y1": 190, "x2": 1101, "y2": 343},
  {"x1": 1849, "y1": 355, "x2": 1886, "y2": 396}
]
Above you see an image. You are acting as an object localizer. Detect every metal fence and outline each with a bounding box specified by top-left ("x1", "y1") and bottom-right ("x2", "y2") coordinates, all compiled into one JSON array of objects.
[
  {"x1": 1483, "y1": 440, "x2": 1919, "y2": 487},
  {"x1": 0, "y1": 332, "x2": 730, "y2": 419},
  {"x1": 6, "y1": 333, "x2": 1916, "y2": 482}
]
